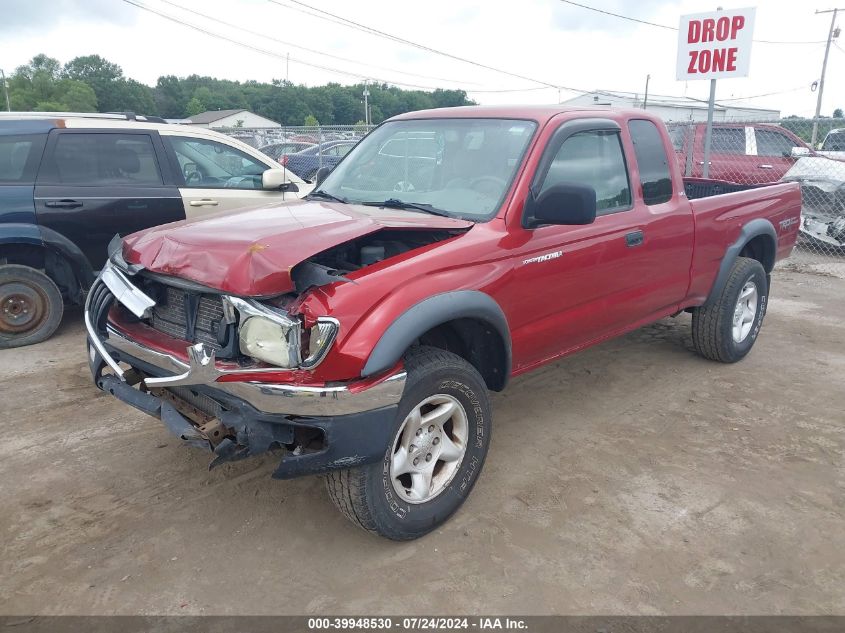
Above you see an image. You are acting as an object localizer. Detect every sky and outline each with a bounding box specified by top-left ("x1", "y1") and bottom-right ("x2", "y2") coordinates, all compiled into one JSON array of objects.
[{"x1": 2, "y1": 0, "x2": 844, "y2": 118}]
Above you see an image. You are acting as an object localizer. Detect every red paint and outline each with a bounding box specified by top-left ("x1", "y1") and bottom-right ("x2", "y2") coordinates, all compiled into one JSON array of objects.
[{"x1": 114, "y1": 106, "x2": 802, "y2": 386}]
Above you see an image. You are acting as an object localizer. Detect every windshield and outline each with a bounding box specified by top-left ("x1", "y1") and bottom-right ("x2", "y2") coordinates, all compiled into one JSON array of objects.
[
  {"x1": 822, "y1": 131, "x2": 845, "y2": 152},
  {"x1": 316, "y1": 118, "x2": 537, "y2": 220}
]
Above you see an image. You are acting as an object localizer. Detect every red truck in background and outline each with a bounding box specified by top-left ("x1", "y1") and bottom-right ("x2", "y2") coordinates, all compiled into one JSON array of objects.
[
  {"x1": 86, "y1": 106, "x2": 802, "y2": 540},
  {"x1": 668, "y1": 121, "x2": 813, "y2": 183}
]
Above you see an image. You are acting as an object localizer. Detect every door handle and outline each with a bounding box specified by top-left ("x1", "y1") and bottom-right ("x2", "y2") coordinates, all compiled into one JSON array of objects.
[
  {"x1": 697, "y1": 161, "x2": 712, "y2": 165},
  {"x1": 625, "y1": 230, "x2": 644, "y2": 247},
  {"x1": 189, "y1": 199, "x2": 219, "y2": 207},
  {"x1": 44, "y1": 199, "x2": 82, "y2": 209},
  {"x1": 758, "y1": 164, "x2": 774, "y2": 169}
]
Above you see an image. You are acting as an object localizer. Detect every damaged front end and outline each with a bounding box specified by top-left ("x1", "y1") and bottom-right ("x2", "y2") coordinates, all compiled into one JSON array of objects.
[{"x1": 85, "y1": 258, "x2": 407, "y2": 479}]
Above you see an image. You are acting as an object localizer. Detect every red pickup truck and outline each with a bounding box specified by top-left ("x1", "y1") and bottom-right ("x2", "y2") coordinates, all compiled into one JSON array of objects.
[{"x1": 86, "y1": 106, "x2": 801, "y2": 540}]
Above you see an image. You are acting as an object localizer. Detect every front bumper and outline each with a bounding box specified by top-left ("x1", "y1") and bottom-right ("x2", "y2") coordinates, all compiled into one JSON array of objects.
[{"x1": 84, "y1": 266, "x2": 406, "y2": 477}]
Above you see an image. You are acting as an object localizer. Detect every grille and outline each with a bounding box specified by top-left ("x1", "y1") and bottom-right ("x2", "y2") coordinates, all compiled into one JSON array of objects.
[{"x1": 147, "y1": 284, "x2": 226, "y2": 349}]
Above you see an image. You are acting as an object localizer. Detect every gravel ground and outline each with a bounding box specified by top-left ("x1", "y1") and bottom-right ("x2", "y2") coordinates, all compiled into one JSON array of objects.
[{"x1": 1, "y1": 269, "x2": 843, "y2": 615}]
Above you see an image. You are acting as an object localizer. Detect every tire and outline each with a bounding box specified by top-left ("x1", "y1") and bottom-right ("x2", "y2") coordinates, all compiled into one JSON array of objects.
[
  {"x1": 326, "y1": 346, "x2": 492, "y2": 540},
  {"x1": 691, "y1": 256, "x2": 768, "y2": 363},
  {"x1": 0, "y1": 264, "x2": 64, "y2": 349}
]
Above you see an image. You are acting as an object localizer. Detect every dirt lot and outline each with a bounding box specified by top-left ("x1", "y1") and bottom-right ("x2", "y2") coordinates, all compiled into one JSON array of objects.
[{"x1": 1, "y1": 269, "x2": 843, "y2": 615}]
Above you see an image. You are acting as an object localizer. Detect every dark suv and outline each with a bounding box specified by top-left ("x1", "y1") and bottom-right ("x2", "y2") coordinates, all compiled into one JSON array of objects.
[{"x1": 0, "y1": 112, "x2": 307, "y2": 348}]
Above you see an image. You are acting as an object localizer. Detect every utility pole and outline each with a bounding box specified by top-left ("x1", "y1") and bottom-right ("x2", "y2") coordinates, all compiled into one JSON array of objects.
[
  {"x1": 0, "y1": 69, "x2": 10, "y2": 112},
  {"x1": 362, "y1": 81, "x2": 370, "y2": 126},
  {"x1": 812, "y1": 8, "x2": 843, "y2": 147},
  {"x1": 286, "y1": 53, "x2": 289, "y2": 84},
  {"x1": 643, "y1": 74, "x2": 650, "y2": 110}
]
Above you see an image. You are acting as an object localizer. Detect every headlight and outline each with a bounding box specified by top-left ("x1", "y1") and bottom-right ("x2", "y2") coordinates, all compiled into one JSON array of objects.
[
  {"x1": 301, "y1": 318, "x2": 339, "y2": 368},
  {"x1": 239, "y1": 315, "x2": 301, "y2": 368},
  {"x1": 224, "y1": 296, "x2": 301, "y2": 368}
]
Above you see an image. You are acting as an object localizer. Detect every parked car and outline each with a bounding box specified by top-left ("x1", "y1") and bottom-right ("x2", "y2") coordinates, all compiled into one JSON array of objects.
[
  {"x1": 258, "y1": 141, "x2": 316, "y2": 163},
  {"x1": 669, "y1": 122, "x2": 814, "y2": 183},
  {"x1": 280, "y1": 140, "x2": 358, "y2": 180},
  {"x1": 781, "y1": 156, "x2": 845, "y2": 250},
  {"x1": 0, "y1": 112, "x2": 311, "y2": 348},
  {"x1": 817, "y1": 128, "x2": 845, "y2": 161},
  {"x1": 86, "y1": 106, "x2": 800, "y2": 540}
]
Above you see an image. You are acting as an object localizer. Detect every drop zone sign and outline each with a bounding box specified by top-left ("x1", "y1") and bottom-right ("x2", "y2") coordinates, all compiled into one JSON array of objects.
[{"x1": 677, "y1": 7, "x2": 756, "y2": 80}]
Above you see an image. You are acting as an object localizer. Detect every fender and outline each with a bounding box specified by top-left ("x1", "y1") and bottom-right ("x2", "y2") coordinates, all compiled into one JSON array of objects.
[
  {"x1": 361, "y1": 290, "x2": 512, "y2": 380},
  {"x1": 0, "y1": 222, "x2": 95, "y2": 293},
  {"x1": 705, "y1": 218, "x2": 776, "y2": 306}
]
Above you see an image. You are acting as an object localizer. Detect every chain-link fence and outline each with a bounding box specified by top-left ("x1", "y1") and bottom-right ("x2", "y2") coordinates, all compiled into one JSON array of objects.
[
  {"x1": 668, "y1": 117, "x2": 845, "y2": 276},
  {"x1": 217, "y1": 124, "x2": 375, "y2": 182}
]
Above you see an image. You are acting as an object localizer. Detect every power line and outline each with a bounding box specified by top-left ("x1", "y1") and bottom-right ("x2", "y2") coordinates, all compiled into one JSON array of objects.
[
  {"x1": 557, "y1": 0, "x2": 827, "y2": 45},
  {"x1": 715, "y1": 86, "x2": 807, "y2": 102},
  {"x1": 122, "y1": 0, "x2": 449, "y2": 90},
  {"x1": 266, "y1": 0, "x2": 566, "y2": 90},
  {"x1": 157, "y1": 0, "x2": 484, "y2": 86}
]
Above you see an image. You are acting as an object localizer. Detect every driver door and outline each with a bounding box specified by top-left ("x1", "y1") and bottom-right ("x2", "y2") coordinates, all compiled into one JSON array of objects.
[{"x1": 161, "y1": 134, "x2": 297, "y2": 218}]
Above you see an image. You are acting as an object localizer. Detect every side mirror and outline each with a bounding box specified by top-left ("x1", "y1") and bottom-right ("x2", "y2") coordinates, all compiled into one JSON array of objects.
[
  {"x1": 526, "y1": 183, "x2": 597, "y2": 228},
  {"x1": 791, "y1": 147, "x2": 811, "y2": 158},
  {"x1": 262, "y1": 168, "x2": 298, "y2": 192},
  {"x1": 314, "y1": 166, "x2": 332, "y2": 187}
]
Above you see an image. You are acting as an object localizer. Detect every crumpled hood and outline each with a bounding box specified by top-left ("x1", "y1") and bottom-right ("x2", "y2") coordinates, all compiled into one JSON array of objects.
[{"x1": 122, "y1": 199, "x2": 472, "y2": 296}]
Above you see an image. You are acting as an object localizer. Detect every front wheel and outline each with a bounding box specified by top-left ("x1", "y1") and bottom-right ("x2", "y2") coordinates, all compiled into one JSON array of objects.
[
  {"x1": 0, "y1": 264, "x2": 64, "y2": 349},
  {"x1": 326, "y1": 346, "x2": 492, "y2": 540},
  {"x1": 691, "y1": 256, "x2": 768, "y2": 363}
]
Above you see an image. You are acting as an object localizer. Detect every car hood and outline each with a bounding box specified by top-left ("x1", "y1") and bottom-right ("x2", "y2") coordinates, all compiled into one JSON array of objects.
[
  {"x1": 122, "y1": 199, "x2": 472, "y2": 296},
  {"x1": 781, "y1": 156, "x2": 845, "y2": 192}
]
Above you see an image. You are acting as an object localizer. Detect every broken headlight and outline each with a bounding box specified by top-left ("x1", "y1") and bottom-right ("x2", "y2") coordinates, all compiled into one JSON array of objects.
[{"x1": 224, "y1": 296, "x2": 301, "y2": 368}]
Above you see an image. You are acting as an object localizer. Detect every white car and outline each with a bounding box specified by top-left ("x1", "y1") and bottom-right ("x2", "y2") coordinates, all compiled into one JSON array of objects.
[{"x1": 817, "y1": 128, "x2": 845, "y2": 162}]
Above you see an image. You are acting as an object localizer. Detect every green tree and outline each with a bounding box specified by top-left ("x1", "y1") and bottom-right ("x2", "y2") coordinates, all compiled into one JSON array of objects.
[
  {"x1": 303, "y1": 114, "x2": 319, "y2": 127},
  {"x1": 834, "y1": 108, "x2": 844, "y2": 119},
  {"x1": 57, "y1": 80, "x2": 98, "y2": 111},
  {"x1": 185, "y1": 97, "x2": 205, "y2": 117}
]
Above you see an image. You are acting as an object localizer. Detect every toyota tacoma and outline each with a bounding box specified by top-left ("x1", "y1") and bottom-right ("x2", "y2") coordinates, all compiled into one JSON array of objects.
[{"x1": 85, "y1": 106, "x2": 802, "y2": 540}]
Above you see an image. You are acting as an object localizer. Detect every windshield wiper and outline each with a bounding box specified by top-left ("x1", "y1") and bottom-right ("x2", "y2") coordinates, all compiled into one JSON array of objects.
[
  {"x1": 361, "y1": 198, "x2": 451, "y2": 217},
  {"x1": 307, "y1": 189, "x2": 347, "y2": 203}
]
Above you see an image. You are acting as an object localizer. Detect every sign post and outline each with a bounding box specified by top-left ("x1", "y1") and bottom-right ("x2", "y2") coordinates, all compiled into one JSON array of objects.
[{"x1": 677, "y1": 7, "x2": 756, "y2": 178}]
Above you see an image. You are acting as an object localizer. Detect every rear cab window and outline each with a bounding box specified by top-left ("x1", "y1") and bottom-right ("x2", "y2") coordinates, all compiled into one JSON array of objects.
[{"x1": 628, "y1": 119, "x2": 673, "y2": 205}]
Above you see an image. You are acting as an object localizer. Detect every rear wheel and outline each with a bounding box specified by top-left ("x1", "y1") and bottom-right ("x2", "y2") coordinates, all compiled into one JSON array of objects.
[
  {"x1": 326, "y1": 346, "x2": 492, "y2": 540},
  {"x1": 691, "y1": 257, "x2": 768, "y2": 363},
  {"x1": 0, "y1": 264, "x2": 64, "y2": 349}
]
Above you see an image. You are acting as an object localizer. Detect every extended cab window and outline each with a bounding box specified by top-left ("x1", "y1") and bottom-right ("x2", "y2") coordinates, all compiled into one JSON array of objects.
[
  {"x1": 628, "y1": 119, "x2": 673, "y2": 205},
  {"x1": 166, "y1": 136, "x2": 268, "y2": 189},
  {"x1": 44, "y1": 133, "x2": 162, "y2": 185},
  {"x1": 711, "y1": 127, "x2": 746, "y2": 154},
  {"x1": 540, "y1": 130, "x2": 631, "y2": 214},
  {"x1": 756, "y1": 129, "x2": 799, "y2": 157},
  {"x1": 0, "y1": 134, "x2": 46, "y2": 183}
]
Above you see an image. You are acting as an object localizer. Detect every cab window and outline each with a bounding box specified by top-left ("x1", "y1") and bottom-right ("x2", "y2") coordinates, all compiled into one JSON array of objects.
[
  {"x1": 755, "y1": 129, "x2": 800, "y2": 157},
  {"x1": 539, "y1": 130, "x2": 632, "y2": 215},
  {"x1": 166, "y1": 136, "x2": 268, "y2": 189},
  {"x1": 628, "y1": 119, "x2": 673, "y2": 205}
]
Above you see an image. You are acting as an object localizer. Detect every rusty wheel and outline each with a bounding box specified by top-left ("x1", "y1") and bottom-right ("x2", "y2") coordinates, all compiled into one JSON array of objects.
[{"x1": 0, "y1": 265, "x2": 64, "y2": 349}]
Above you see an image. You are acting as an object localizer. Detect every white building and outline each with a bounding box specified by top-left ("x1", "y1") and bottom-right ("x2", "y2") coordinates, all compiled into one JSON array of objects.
[
  {"x1": 561, "y1": 90, "x2": 780, "y2": 122},
  {"x1": 186, "y1": 109, "x2": 281, "y2": 129}
]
